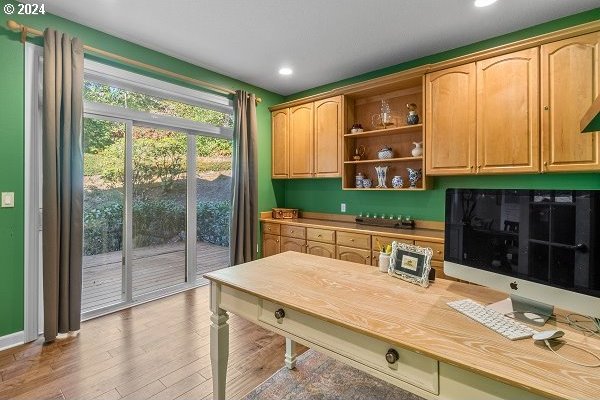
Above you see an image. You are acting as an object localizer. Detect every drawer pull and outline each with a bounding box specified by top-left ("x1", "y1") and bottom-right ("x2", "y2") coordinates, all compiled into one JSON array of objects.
[
  {"x1": 290, "y1": 230, "x2": 294, "y2": 233},
  {"x1": 274, "y1": 308, "x2": 286, "y2": 320},
  {"x1": 437, "y1": 250, "x2": 442, "y2": 254},
  {"x1": 385, "y1": 348, "x2": 399, "y2": 364},
  {"x1": 350, "y1": 238, "x2": 355, "y2": 242},
  {"x1": 317, "y1": 234, "x2": 322, "y2": 237}
]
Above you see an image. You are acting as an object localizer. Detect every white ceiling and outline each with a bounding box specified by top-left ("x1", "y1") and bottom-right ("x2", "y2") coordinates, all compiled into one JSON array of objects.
[{"x1": 21, "y1": 0, "x2": 599, "y2": 95}]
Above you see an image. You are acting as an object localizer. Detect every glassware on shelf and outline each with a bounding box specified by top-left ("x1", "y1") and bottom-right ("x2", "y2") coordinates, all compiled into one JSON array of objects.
[{"x1": 371, "y1": 99, "x2": 396, "y2": 129}]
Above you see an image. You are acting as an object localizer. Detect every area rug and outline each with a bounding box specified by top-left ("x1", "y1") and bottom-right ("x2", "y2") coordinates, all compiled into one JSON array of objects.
[{"x1": 242, "y1": 349, "x2": 425, "y2": 400}]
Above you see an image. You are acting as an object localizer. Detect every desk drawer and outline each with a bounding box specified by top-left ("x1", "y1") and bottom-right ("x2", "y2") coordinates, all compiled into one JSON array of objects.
[
  {"x1": 337, "y1": 231, "x2": 371, "y2": 249},
  {"x1": 281, "y1": 225, "x2": 306, "y2": 239},
  {"x1": 415, "y1": 240, "x2": 444, "y2": 261},
  {"x1": 259, "y1": 300, "x2": 439, "y2": 394},
  {"x1": 263, "y1": 222, "x2": 281, "y2": 236},
  {"x1": 306, "y1": 227, "x2": 335, "y2": 244}
]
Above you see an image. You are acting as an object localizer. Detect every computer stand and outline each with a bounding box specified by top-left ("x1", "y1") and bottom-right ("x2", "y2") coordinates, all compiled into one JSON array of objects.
[{"x1": 486, "y1": 294, "x2": 554, "y2": 326}]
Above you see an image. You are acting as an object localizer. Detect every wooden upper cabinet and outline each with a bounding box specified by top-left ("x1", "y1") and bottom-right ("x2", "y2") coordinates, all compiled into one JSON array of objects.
[
  {"x1": 289, "y1": 104, "x2": 314, "y2": 177},
  {"x1": 541, "y1": 32, "x2": 600, "y2": 172},
  {"x1": 271, "y1": 109, "x2": 289, "y2": 178},
  {"x1": 425, "y1": 64, "x2": 477, "y2": 175},
  {"x1": 314, "y1": 96, "x2": 342, "y2": 177},
  {"x1": 476, "y1": 48, "x2": 540, "y2": 174}
]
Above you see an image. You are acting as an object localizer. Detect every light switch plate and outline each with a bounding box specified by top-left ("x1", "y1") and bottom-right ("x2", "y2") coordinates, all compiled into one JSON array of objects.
[
  {"x1": 340, "y1": 203, "x2": 346, "y2": 213},
  {"x1": 1, "y1": 192, "x2": 15, "y2": 208}
]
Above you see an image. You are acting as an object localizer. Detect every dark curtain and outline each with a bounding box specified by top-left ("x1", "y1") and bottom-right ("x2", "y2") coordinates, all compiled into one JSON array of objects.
[
  {"x1": 229, "y1": 90, "x2": 258, "y2": 265},
  {"x1": 42, "y1": 28, "x2": 84, "y2": 342}
]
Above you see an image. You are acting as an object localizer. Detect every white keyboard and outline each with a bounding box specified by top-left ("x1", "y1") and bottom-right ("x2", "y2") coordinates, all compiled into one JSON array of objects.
[{"x1": 447, "y1": 299, "x2": 538, "y2": 341}]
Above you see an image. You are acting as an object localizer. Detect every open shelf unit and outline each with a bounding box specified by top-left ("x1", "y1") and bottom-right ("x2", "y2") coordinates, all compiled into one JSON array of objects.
[{"x1": 342, "y1": 76, "x2": 428, "y2": 190}]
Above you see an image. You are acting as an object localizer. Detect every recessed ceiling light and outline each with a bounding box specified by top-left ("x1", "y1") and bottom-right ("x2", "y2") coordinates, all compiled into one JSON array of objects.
[
  {"x1": 279, "y1": 67, "x2": 293, "y2": 76},
  {"x1": 474, "y1": 0, "x2": 497, "y2": 7}
]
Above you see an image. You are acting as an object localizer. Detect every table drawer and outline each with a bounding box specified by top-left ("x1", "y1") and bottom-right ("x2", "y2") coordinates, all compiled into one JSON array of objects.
[
  {"x1": 372, "y1": 235, "x2": 413, "y2": 251},
  {"x1": 415, "y1": 240, "x2": 444, "y2": 261},
  {"x1": 337, "y1": 231, "x2": 371, "y2": 249},
  {"x1": 306, "y1": 227, "x2": 336, "y2": 244},
  {"x1": 263, "y1": 222, "x2": 281, "y2": 236},
  {"x1": 259, "y1": 299, "x2": 439, "y2": 395},
  {"x1": 281, "y1": 225, "x2": 306, "y2": 239}
]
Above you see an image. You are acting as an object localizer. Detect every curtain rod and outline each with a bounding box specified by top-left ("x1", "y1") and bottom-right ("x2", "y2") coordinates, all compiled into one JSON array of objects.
[{"x1": 6, "y1": 20, "x2": 262, "y2": 104}]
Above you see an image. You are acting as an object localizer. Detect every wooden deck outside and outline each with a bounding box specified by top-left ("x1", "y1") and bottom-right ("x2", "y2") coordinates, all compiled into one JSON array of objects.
[{"x1": 82, "y1": 242, "x2": 229, "y2": 312}]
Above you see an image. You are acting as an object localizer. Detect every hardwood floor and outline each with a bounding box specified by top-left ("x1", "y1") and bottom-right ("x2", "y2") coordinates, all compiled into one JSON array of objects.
[{"x1": 0, "y1": 286, "x2": 306, "y2": 400}]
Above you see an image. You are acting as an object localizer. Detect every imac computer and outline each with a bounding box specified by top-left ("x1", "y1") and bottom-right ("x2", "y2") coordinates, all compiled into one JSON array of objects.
[{"x1": 444, "y1": 189, "x2": 600, "y2": 324}]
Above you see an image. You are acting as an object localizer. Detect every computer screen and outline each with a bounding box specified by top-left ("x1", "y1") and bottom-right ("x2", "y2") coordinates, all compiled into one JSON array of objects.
[{"x1": 444, "y1": 189, "x2": 600, "y2": 317}]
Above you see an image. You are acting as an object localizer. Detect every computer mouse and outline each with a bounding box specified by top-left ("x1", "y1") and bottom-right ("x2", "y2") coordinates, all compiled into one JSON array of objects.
[{"x1": 532, "y1": 330, "x2": 565, "y2": 341}]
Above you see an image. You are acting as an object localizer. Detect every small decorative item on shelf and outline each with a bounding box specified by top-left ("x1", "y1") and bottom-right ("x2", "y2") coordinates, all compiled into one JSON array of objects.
[
  {"x1": 411, "y1": 142, "x2": 423, "y2": 157},
  {"x1": 377, "y1": 146, "x2": 393, "y2": 160},
  {"x1": 375, "y1": 166, "x2": 388, "y2": 188},
  {"x1": 350, "y1": 123, "x2": 364, "y2": 133},
  {"x1": 355, "y1": 172, "x2": 364, "y2": 188},
  {"x1": 353, "y1": 145, "x2": 366, "y2": 161},
  {"x1": 272, "y1": 208, "x2": 299, "y2": 219},
  {"x1": 362, "y1": 178, "x2": 372, "y2": 188},
  {"x1": 406, "y1": 103, "x2": 419, "y2": 125},
  {"x1": 406, "y1": 168, "x2": 422, "y2": 189},
  {"x1": 392, "y1": 175, "x2": 404, "y2": 189},
  {"x1": 371, "y1": 99, "x2": 395, "y2": 129}
]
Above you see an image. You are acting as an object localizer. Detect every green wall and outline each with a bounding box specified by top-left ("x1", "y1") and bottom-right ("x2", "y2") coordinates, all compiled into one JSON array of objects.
[
  {"x1": 0, "y1": 0, "x2": 284, "y2": 337},
  {"x1": 282, "y1": 8, "x2": 600, "y2": 221}
]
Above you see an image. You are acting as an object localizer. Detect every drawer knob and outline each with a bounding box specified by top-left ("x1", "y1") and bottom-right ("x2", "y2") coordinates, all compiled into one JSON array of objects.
[
  {"x1": 437, "y1": 250, "x2": 442, "y2": 254},
  {"x1": 350, "y1": 238, "x2": 355, "y2": 242},
  {"x1": 274, "y1": 308, "x2": 286, "y2": 320},
  {"x1": 385, "y1": 349, "x2": 399, "y2": 364},
  {"x1": 290, "y1": 230, "x2": 294, "y2": 233},
  {"x1": 317, "y1": 234, "x2": 322, "y2": 237}
]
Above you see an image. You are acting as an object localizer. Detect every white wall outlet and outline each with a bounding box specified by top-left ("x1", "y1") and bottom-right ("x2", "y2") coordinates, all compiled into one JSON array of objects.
[
  {"x1": 340, "y1": 203, "x2": 346, "y2": 213},
  {"x1": 1, "y1": 192, "x2": 15, "y2": 208}
]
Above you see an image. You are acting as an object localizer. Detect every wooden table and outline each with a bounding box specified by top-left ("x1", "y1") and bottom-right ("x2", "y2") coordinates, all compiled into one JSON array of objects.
[{"x1": 204, "y1": 252, "x2": 600, "y2": 400}]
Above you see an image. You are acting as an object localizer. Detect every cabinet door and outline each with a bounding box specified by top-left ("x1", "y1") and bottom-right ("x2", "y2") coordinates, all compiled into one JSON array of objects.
[
  {"x1": 314, "y1": 96, "x2": 342, "y2": 177},
  {"x1": 281, "y1": 237, "x2": 306, "y2": 253},
  {"x1": 476, "y1": 48, "x2": 540, "y2": 174},
  {"x1": 425, "y1": 64, "x2": 476, "y2": 175},
  {"x1": 336, "y1": 246, "x2": 371, "y2": 265},
  {"x1": 262, "y1": 233, "x2": 280, "y2": 258},
  {"x1": 541, "y1": 32, "x2": 600, "y2": 172},
  {"x1": 289, "y1": 103, "x2": 314, "y2": 177},
  {"x1": 271, "y1": 109, "x2": 289, "y2": 178},
  {"x1": 306, "y1": 241, "x2": 336, "y2": 259}
]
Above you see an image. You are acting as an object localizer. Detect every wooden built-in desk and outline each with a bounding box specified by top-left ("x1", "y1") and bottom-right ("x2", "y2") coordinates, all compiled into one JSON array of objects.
[{"x1": 204, "y1": 252, "x2": 600, "y2": 400}]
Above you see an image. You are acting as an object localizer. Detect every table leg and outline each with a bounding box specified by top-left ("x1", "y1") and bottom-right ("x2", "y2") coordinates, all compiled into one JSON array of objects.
[
  {"x1": 210, "y1": 282, "x2": 229, "y2": 400},
  {"x1": 285, "y1": 337, "x2": 297, "y2": 370}
]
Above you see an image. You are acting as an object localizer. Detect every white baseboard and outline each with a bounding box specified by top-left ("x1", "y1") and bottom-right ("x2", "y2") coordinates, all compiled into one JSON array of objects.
[{"x1": 0, "y1": 331, "x2": 25, "y2": 351}]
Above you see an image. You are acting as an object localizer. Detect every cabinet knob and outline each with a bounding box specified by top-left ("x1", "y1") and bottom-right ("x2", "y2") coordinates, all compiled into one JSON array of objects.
[
  {"x1": 274, "y1": 308, "x2": 285, "y2": 320},
  {"x1": 385, "y1": 349, "x2": 399, "y2": 364},
  {"x1": 317, "y1": 234, "x2": 322, "y2": 237},
  {"x1": 267, "y1": 228, "x2": 271, "y2": 231},
  {"x1": 437, "y1": 250, "x2": 442, "y2": 254},
  {"x1": 290, "y1": 230, "x2": 294, "y2": 233},
  {"x1": 350, "y1": 238, "x2": 355, "y2": 242},
  {"x1": 276, "y1": 239, "x2": 279, "y2": 243},
  {"x1": 544, "y1": 106, "x2": 549, "y2": 110}
]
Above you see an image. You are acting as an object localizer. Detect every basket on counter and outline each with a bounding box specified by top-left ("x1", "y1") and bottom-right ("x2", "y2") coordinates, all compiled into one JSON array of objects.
[{"x1": 272, "y1": 208, "x2": 299, "y2": 219}]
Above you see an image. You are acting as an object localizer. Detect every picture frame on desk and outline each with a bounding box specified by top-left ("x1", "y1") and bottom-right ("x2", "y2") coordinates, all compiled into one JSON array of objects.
[{"x1": 389, "y1": 242, "x2": 433, "y2": 288}]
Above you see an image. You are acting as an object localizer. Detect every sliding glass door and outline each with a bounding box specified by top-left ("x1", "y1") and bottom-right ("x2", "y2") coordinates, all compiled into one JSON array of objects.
[
  {"x1": 132, "y1": 127, "x2": 188, "y2": 298},
  {"x1": 82, "y1": 116, "x2": 128, "y2": 313}
]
